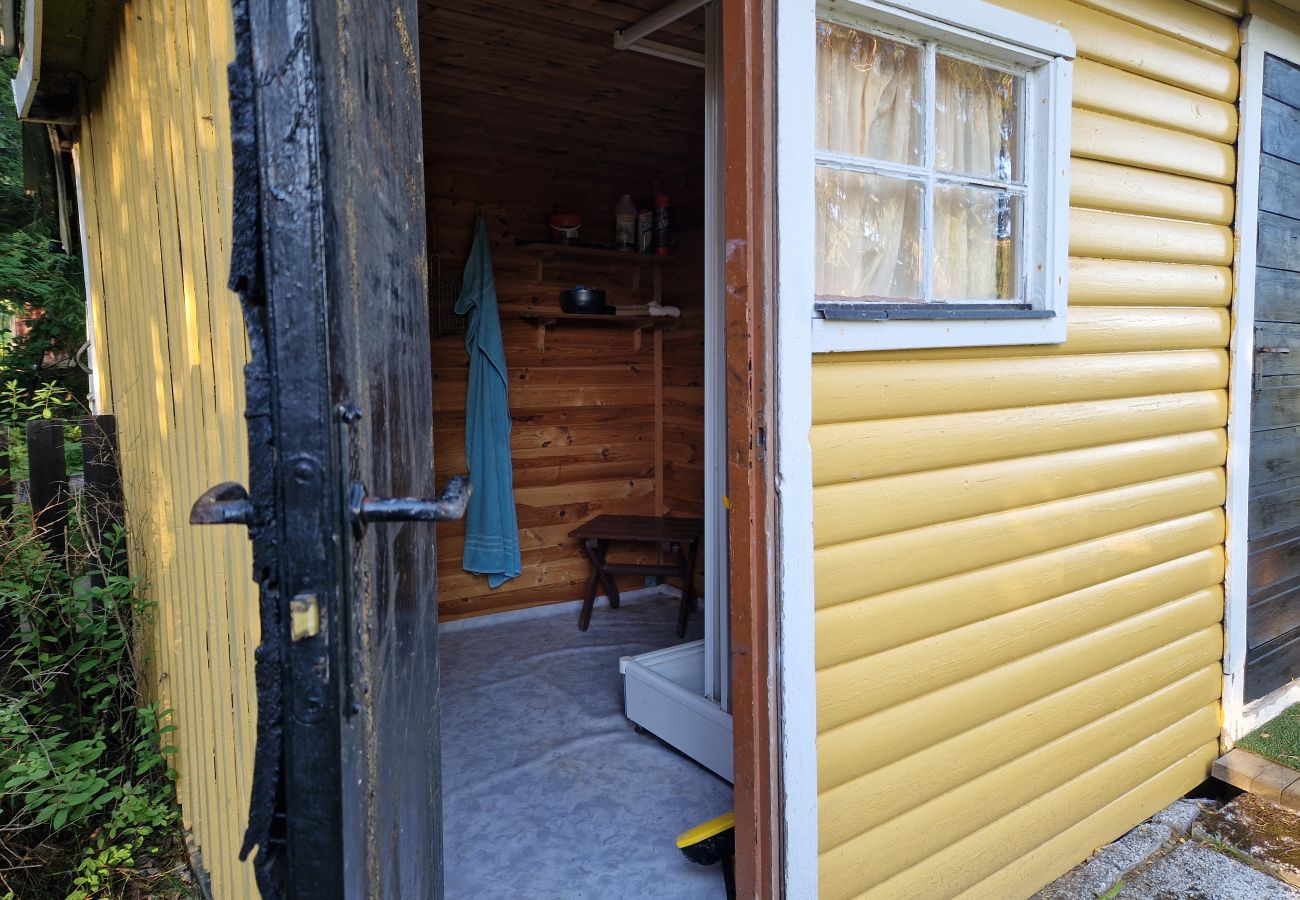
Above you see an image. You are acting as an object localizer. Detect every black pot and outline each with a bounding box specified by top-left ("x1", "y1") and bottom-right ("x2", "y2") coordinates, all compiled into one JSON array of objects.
[{"x1": 560, "y1": 286, "x2": 612, "y2": 314}]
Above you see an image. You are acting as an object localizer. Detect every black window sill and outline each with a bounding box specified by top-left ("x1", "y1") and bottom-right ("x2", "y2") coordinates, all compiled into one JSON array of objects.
[{"x1": 815, "y1": 302, "x2": 1056, "y2": 321}]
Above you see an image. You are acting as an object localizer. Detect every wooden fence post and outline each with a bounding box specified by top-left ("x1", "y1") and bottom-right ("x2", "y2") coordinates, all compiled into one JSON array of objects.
[
  {"x1": 27, "y1": 418, "x2": 67, "y2": 559},
  {"x1": 81, "y1": 415, "x2": 125, "y2": 577}
]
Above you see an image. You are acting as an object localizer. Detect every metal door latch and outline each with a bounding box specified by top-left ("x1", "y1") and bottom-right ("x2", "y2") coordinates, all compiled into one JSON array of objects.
[
  {"x1": 190, "y1": 481, "x2": 255, "y2": 525},
  {"x1": 348, "y1": 475, "x2": 471, "y2": 530}
]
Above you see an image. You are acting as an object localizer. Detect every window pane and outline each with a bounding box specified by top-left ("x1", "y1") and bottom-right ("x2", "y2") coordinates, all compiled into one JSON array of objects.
[
  {"x1": 816, "y1": 167, "x2": 924, "y2": 301},
  {"x1": 816, "y1": 22, "x2": 923, "y2": 166},
  {"x1": 934, "y1": 185, "x2": 1020, "y2": 300},
  {"x1": 935, "y1": 55, "x2": 1022, "y2": 182}
]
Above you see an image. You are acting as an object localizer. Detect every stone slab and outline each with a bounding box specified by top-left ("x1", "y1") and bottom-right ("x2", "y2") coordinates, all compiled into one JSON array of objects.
[
  {"x1": 1032, "y1": 802, "x2": 1205, "y2": 900},
  {"x1": 1215, "y1": 748, "x2": 1300, "y2": 811},
  {"x1": 1119, "y1": 841, "x2": 1300, "y2": 900}
]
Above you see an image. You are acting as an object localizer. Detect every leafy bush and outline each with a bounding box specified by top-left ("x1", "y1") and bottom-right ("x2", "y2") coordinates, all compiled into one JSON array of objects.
[
  {"x1": 0, "y1": 515, "x2": 194, "y2": 898},
  {"x1": 0, "y1": 55, "x2": 88, "y2": 408},
  {"x1": 0, "y1": 379, "x2": 85, "y2": 483}
]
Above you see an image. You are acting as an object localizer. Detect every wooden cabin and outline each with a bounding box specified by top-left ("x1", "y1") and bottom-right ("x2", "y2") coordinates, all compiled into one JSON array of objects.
[{"x1": 15, "y1": 0, "x2": 1300, "y2": 896}]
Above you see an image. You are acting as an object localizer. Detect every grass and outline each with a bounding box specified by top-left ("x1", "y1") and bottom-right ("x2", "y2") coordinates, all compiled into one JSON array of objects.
[{"x1": 1238, "y1": 703, "x2": 1300, "y2": 771}]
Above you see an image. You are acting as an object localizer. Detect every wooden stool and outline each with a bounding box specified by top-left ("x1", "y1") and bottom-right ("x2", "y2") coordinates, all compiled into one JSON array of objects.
[{"x1": 568, "y1": 514, "x2": 703, "y2": 637}]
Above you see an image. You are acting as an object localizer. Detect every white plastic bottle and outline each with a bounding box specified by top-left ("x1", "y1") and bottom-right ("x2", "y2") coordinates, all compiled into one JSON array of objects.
[{"x1": 614, "y1": 194, "x2": 637, "y2": 251}]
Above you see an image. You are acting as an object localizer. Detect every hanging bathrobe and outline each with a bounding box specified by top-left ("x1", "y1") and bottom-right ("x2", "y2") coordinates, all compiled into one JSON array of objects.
[{"x1": 455, "y1": 215, "x2": 521, "y2": 588}]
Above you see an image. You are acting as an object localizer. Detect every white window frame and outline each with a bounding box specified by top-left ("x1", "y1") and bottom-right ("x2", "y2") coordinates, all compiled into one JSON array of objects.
[{"x1": 809, "y1": 0, "x2": 1075, "y2": 352}]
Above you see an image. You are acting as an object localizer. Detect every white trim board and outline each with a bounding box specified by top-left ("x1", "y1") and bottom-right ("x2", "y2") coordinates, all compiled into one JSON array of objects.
[
  {"x1": 1222, "y1": 13, "x2": 1300, "y2": 746},
  {"x1": 70, "y1": 144, "x2": 104, "y2": 414},
  {"x1": 775, "y1": 0, "x2": 821, "y2": 895}
]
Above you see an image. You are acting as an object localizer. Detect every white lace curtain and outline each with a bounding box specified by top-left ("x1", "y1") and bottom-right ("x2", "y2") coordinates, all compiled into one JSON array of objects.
[{"x1": 815, "y1": 23, "x2": 1019, "y2": 302}]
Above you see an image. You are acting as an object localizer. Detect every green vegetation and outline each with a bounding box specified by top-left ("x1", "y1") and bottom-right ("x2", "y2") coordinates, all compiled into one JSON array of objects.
[
  {"x1": 0, "y1": 52, "x2": 189, "y2": 900},
  {"x1": 0, "y1": 55, "x2": 88, "y2": 408},
  {"x1": 0, "y1": 513, "x2": 195, "y2": 899},
  {"x1": 1238, "y1": 703, "x2": 1300, "y2": 771}
]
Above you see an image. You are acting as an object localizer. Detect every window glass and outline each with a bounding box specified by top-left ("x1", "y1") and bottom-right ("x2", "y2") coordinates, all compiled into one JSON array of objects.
[
  {"x1": 816, "y1": 22, "x2": 923, "y2": 165},
  {"x1": 934, "y1": 55, "x2": 1022, "y2": 183},
  {"x1": 933, "y1": 187, "x2": 1020, "y2": 300},
  {"x1": 816, "y1": 167, "x2": 924, "y2": 300},
  {"x1": 814, "y1": 19, "x2": 1031, "y2": 305}
]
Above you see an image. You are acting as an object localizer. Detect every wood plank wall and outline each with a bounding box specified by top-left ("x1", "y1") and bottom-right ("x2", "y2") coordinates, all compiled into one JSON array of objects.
[
  {"x1": 811, "y1": 0, "x2": 1243, "y2": 897},
  {"x1": 75, "y1": 1, "x2": 258, "y2": 896},
  {"x1": 419, "y1": 0, "x2": 706, "y2": 620}
]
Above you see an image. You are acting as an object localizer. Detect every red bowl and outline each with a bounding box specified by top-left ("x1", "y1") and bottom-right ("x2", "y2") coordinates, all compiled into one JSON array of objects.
[{"x1": 548, "y1": 214, "x2": 581, "y2": 243}]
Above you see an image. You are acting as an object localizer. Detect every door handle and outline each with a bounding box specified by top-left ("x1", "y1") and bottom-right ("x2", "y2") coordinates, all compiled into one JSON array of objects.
[
  {"x1": 190, "y1": 481, "x2": 255, "y2": 525},
  {"x1": 350, "y1": 475, "x2": 471, "y2": 525},
  {"x1": 1258, "y1": 346, "x2": 1291, "y2": 354}
]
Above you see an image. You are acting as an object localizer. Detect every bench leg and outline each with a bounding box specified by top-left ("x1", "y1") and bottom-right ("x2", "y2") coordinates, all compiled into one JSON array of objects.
[
  {"x1": 578, "y1": 538, "x2": 605, "y2": 631},
  {"x1": 590, "y1": 538, "x2": 620, "y2": 609},
  {"x1": 601, "y1": 567, "x2": 621, "y2": 611},
  {"x1": 578, "y1": 562, "x2": 600, "y2": 632},
  {"x1": 579, "y1": 538, "x2": 621, "y2": 631}
]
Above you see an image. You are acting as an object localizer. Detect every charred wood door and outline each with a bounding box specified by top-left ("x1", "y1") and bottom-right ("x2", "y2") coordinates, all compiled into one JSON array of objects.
[
  {"x1": 1248, "y1": 54, "x2": 1300, "y2": 703},
  {"x1": 193, "y1": 0, "x2": 452, "y2": 896}
]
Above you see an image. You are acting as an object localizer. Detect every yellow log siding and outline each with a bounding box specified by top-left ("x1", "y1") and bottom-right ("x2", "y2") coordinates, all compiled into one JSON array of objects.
[
  {"x1": 811, "y1": 0, "x2": 1239, "y2": 897},
  {"x1": 76, "y1": 1, "x2": 255, "y2": 896}
]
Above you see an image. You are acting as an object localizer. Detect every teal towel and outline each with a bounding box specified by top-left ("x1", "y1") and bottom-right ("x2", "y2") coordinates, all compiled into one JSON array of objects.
[{"x1": 455, "y1": 216, "x2": 521, "y2": 588}]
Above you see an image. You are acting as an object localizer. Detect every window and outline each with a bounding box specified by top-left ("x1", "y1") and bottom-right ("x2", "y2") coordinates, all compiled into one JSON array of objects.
[{"x1": 811, "y1": 0, "x2": 1073, "y2": 351}]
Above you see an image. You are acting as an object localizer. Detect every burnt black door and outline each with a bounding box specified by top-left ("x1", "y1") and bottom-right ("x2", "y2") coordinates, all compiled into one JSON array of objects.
[
  {"x1": 194, "y1": 0, "x2": 451, "y2": 895},
  {"x1": 1248, "y1": 54, "x2": 1300, "y2": 702}
]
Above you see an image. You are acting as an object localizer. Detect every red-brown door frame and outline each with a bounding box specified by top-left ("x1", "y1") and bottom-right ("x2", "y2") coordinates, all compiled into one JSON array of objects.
[{"x1": 722, "y1": 0, "x2": 780, "y2": 895}]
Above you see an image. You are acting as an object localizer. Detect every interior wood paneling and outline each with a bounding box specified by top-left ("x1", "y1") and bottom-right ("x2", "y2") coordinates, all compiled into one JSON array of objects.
[{"x1": 419, "y1": 0, "x2": 705, "y2": 619}]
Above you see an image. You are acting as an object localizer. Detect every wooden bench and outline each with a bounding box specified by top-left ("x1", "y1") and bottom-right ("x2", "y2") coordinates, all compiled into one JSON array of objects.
[{"x1": 569, "y1": 514, "x2": 703, "y2": 637}]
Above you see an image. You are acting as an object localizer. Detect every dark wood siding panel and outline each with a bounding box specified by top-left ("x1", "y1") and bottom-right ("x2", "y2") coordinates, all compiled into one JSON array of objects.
[
  {"x1": 1248, "y1": 64, "x2": 1300, "y2": 702},
  {"x1": 1252, "y1": 323, "x2": 1300, "y2": 375},
  {"x1": 1263, "y1": 96, "x2": 1300, "y2": 163},
  {"x1": 1255, "y1": 267, "x2": 1300, "y2": 322},
  {"x1": 1249, "y1": 583, "x2": 1300, "y2": 651},
  {"x1": 1247, "y1": 525, "x2": 1300, "y2": 600},
  {"x1": 1257, "y1": 211, "x2": 1300, "y2": 272},
  {"x1": 1265, "y1": 54, "x2": 1300, "y2": 110},
  {"x1": 1250, "y1": 383, "x2": 1300, "y2": 432},
  {"x1": 1249, "y1": 476, "x2": 1300, "y2": 539},
  {"x1": 1246, "y1": 629, "x2": 1300, "y2": 701},
  {"x1": 1260, "y1": 153, "x2": 1300, "y2": 218},
  {"x1": 1249, "y1": 425, "x2": 1300, "y2": 488}
]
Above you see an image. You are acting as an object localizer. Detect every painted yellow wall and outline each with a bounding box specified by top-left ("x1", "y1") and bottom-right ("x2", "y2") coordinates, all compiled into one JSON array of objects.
[
  {"x1": 812, "y1": 0, "x2": 1240, "y2": 897},
  {"x1": 76, "y1": 2, "x2": 257, "y2": 896}
]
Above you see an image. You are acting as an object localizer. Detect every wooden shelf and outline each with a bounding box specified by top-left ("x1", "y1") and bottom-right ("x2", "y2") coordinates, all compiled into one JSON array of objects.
[
  {"x1": 518, "y1": 312, "x2": 679, "y2": 351},
  {"x1": 520, "y1": 242, "x2": 674, "y2": 264},
  {"x1": 520, "y1": 242, "x2": 673, "y2": 288}
]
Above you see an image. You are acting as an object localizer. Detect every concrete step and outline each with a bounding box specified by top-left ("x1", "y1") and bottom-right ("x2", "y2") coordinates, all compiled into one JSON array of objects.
[{"x1": 1213, "y1": 748, "x2": 1300, "y2": 811}]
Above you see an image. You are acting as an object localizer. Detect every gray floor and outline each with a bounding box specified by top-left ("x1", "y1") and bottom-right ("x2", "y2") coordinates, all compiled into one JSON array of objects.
[{"x1": 440, "y1": 589, "x2": 734, "y2": 899}]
